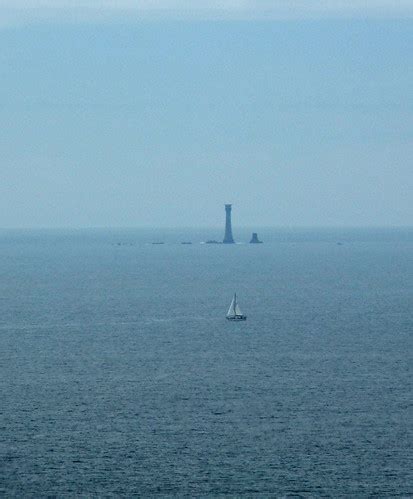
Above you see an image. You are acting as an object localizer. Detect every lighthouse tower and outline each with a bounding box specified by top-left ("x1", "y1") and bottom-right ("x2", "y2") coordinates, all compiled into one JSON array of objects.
[{"x1": 223, "y1": 204, "x2": 235, "y2": 244}]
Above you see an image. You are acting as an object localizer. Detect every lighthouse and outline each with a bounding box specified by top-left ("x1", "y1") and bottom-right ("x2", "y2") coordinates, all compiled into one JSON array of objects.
[{"x1": 223, "y1": 204, "x2": 235, "y2": 244}]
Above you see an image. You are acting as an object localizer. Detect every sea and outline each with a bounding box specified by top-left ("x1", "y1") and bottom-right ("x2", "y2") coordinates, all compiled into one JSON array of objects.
[{"x1": 0, "y1": 227, "x2": 412, "y2": 497}]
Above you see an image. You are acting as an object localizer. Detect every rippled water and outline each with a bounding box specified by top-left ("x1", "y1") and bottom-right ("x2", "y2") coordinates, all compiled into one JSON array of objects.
[{"x1": 0, "y1": 228, "x2": 412, "y2": 496}]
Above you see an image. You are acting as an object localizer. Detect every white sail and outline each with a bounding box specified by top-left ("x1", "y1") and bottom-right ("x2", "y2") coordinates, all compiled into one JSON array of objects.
[
  {"x1": 226, "y1": 293, "x2": 246, "y2": 320},
  {"x1": 227, "y1": 296, "x2": 236, "y2": 317},
  {"x1": 235, "y1": 303, "x2": 243, "y2": 316}
]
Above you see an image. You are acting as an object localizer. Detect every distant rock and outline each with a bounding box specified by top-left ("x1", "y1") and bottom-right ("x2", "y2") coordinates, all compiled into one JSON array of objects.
[{"x1": 250, "y1": 233, "x2": 263, "y2": 244}]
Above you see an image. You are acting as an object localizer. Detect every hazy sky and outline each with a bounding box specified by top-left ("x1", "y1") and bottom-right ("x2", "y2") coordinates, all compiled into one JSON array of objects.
[{"x1": 1, "y1": 1, "x2": 412, "y2": 228}]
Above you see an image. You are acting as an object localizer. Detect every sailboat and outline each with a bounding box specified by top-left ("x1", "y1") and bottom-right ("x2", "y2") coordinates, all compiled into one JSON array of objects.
[{"x1": 226, "y1": 293, "x2": 247, "y2": 321}]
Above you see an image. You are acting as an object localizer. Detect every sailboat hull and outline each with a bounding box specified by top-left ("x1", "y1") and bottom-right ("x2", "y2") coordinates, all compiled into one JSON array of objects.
[{"x1": 226, "y1": 315, "x2": 247, "y2": 321}]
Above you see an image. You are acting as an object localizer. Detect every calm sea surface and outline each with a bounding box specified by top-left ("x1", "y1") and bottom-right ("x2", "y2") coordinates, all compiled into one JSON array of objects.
[{"x1": 0, "y1": 228, "x2": 412, "y2": 497}]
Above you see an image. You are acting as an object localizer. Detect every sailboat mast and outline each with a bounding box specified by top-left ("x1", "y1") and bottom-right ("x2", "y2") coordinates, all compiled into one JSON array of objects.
[{"x1": 234, "y1": 293, "x2": 237, "y2": 315}]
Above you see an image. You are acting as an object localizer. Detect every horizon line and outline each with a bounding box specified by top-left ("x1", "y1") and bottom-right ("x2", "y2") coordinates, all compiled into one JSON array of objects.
[
  {"x1": 2, "y1": 2, "x2": 413, "y2": 29},
  {"x1": 0, "y1": 225, "x2": 412, "y2": 231}
]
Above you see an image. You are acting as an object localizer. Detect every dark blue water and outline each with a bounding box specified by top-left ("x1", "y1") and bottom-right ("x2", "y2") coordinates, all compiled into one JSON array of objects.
[{"x1": 0, "y1": 228, "x2": 412, "y2": 496}]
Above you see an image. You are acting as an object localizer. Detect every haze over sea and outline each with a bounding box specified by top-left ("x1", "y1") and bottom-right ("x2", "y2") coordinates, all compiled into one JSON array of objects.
[{"x1": 0, "y1": 227, "x2": 411, "y2": 496}]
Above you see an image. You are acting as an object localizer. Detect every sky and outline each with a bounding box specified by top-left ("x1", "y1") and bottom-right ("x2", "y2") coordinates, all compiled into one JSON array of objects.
[{"x1": 0, "y1": 1, "x2": 412, "y2": 228}]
